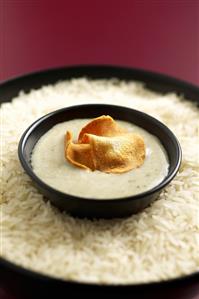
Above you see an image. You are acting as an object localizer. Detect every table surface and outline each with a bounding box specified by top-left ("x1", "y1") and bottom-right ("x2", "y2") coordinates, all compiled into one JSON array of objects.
[{"x1": 1, "y1": 0, "x2": 199, "y2": 85}]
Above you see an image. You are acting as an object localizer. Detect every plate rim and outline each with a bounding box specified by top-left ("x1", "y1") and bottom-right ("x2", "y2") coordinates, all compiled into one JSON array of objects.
[{"x1": 0, "y1": 64, "x2": 199, "y2": 290}]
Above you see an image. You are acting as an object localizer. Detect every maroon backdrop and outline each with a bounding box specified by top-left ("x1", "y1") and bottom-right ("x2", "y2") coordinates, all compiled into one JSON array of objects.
[
  {"x1": 0, "y1": 1, "x2": 199, "y2": 299},
  {"x1": 1, "y1": 0, "x2": 199, "y2": 85}
]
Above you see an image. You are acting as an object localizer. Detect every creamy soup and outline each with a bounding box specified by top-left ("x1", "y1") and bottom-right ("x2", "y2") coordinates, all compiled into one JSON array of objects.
[{"x1": 31, "y1": 119, "x2": 169, "y2": 199}]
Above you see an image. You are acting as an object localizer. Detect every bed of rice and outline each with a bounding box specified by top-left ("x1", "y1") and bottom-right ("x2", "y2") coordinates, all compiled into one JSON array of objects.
[{"x1": 0, "y1": 78, "x2": 199, "y2": 284}]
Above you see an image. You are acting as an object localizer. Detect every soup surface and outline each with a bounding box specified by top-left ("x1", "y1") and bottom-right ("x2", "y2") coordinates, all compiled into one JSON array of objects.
[{"x1": 32, "y1": 119, "x2": 169, "y2": 199}]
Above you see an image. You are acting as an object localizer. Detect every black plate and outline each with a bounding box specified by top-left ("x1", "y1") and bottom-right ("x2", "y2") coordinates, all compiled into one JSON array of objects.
[{"x1": 0, "y1": 65, "x2": 199, "y2": 299}]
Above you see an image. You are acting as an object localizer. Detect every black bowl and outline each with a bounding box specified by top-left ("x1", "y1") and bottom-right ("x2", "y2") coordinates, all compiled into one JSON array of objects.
[{"x1": 18, "y1": 104, "x2": 181, "y2": 218}]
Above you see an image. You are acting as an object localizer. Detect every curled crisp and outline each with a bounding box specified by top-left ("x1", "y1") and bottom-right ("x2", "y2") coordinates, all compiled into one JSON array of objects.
[{"x1": 65, "y1": 116, "x2": 145, "y2": 173}]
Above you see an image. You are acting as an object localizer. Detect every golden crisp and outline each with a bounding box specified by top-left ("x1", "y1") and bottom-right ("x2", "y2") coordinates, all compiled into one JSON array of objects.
[{"x1": 65, "y1": 116, "x2": 146, "y2": 173}]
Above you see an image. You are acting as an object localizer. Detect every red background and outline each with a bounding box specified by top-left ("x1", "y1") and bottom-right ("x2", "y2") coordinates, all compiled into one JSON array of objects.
[
  {"x1": 1, "y1": 0, "x2": 199, "y2": 85},
  {"x1": 0, "y1": 1, "x2": 199, "y2": 299}
]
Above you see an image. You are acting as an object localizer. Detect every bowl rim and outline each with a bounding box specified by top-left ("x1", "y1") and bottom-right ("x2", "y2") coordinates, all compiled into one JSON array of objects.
[{"x1": 18, "y1": 103, "x2": 182, "y2": 203}]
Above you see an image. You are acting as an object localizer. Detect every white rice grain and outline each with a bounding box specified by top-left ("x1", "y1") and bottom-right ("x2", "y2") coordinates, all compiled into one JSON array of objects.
[{"x1": 0, "y1": 78, "x2": 199, "y2": 284}]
